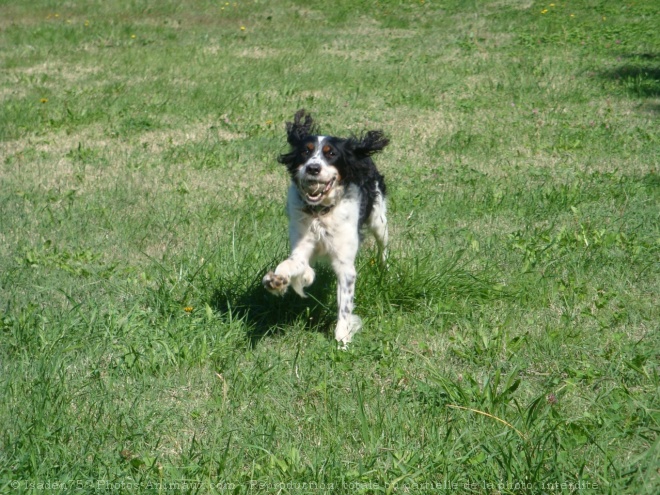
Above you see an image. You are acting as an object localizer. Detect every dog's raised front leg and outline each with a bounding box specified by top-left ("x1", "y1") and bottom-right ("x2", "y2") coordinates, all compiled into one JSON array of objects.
[{"x1": 263, "y1": 235, "x2": 316, "y2": 297}]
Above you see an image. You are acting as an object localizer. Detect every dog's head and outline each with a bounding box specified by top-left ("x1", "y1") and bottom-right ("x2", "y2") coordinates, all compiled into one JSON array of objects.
[{"x1": 278, "y1": 109, "x2": 389, "y2": 207}]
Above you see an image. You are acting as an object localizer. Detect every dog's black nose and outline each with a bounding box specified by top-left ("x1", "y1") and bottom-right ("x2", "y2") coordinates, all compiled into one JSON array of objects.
[{"x1": 306, "y1": 163, "x2": 321, "y2": 176}]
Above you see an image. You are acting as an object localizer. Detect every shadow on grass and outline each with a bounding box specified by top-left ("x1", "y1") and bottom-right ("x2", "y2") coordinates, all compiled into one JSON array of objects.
[
  {"x1": 210, "y1": 265, "x2": 337, "y2": 347},
  {"x1": 599, "y1": 53, "x2": 660, "y2": 102},
  {"x1": 209, "y1": 248, "x2": 509, "y2": 347}
]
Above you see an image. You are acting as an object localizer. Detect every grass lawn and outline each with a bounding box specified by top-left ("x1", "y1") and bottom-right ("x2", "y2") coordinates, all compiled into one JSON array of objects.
[{"x1": 1, "y1": 0, "x2": 658, "y2": 493}]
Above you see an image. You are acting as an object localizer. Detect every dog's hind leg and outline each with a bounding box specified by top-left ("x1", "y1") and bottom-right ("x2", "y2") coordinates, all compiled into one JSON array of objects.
[{"x1": 367, "y1": 191, "x2": 388, "y2": 266}]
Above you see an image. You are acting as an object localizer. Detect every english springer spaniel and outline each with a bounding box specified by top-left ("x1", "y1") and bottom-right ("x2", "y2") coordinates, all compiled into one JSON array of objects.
[{"x1": 263, "y1": 110, "x2": 389, "y2": 346}]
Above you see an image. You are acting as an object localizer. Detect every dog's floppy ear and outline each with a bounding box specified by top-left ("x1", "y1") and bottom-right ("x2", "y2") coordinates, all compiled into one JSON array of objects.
[
  {"x1": 285, "y1": 109, "x2": 318, "y2": 146},
  {"x1": 350, "y1": 130, "x2": 390, "y2": 158},
  {"x1": 278, "y1": 109, "x2": 318, "y2": 167}
]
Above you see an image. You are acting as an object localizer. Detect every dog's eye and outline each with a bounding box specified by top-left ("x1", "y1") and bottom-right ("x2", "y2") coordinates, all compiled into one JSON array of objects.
[{"x1": 327, "y1": 150, "x2": 336, "y2": 157}]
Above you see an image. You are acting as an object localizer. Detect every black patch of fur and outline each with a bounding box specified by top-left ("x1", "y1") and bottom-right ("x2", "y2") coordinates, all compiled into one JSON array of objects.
[{"x1": 277, "y1": 109, "x2": 388, "y2": 227}]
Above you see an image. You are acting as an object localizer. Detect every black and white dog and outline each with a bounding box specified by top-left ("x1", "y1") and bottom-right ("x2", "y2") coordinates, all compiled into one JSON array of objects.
[{"x1": 263, "y1": 109, "x2": 389, "y2": 346}]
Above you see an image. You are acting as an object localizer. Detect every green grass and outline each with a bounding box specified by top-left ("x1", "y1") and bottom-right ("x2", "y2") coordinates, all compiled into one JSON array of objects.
[{"x1": 1, "y1": 0, "x2": 658, "y2": 493}]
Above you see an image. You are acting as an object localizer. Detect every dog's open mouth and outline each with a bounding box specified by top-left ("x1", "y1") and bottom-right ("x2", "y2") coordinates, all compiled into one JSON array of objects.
[{"x1": 301, "y1": 178, "x2": 335, "y2": 203}]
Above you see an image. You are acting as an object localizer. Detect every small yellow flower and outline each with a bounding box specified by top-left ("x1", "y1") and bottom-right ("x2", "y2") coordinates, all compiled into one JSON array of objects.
[
  {"x1": 541, "y1": 9, "x2": 548, "y2": 14},
  {"x1": 240, "y1": 26, "x2": 246, "y2": 31},
  {"x1": 184, "y1": 306, "x2": 193, "y2": 313},
  {"x1": 549, "y1": 3, "x2": 555, "y2": 6},
  {"x1": 131, "y1": 34, "x2": 136, "y2": 39},
  {"x1": 40, "y1": 98, "x2": 48, "y2": 104},
  {"x1": 570, "y1": 13, "x2": 575, "y2": 17},
  {"x1": 265, "y1": 119, "x2": 273, "y2": 125},
  {"x1": 84, "y1": 20, "x2": 90, "y2": 26}
]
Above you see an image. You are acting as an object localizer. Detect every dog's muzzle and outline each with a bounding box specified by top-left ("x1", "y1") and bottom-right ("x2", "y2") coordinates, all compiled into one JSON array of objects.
[{"x1": 300, "y1": 177, "x2": 335, "y2": 204}]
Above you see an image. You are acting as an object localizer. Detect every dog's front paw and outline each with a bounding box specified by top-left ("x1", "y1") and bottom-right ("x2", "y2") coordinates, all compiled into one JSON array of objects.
[{"x1": 263, "y1": 271, "x2": 289, "y2": 296}]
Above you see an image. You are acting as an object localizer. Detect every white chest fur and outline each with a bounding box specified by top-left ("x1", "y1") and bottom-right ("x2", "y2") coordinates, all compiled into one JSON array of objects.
[{"x1": 288, "y1": 183, "x2": 361, "y2": 259}]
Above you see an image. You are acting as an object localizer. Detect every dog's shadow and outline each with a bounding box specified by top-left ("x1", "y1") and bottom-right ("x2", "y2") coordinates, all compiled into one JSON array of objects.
[{"x1": 209, "y1": 266, "x2": 337, "y2": 347}]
